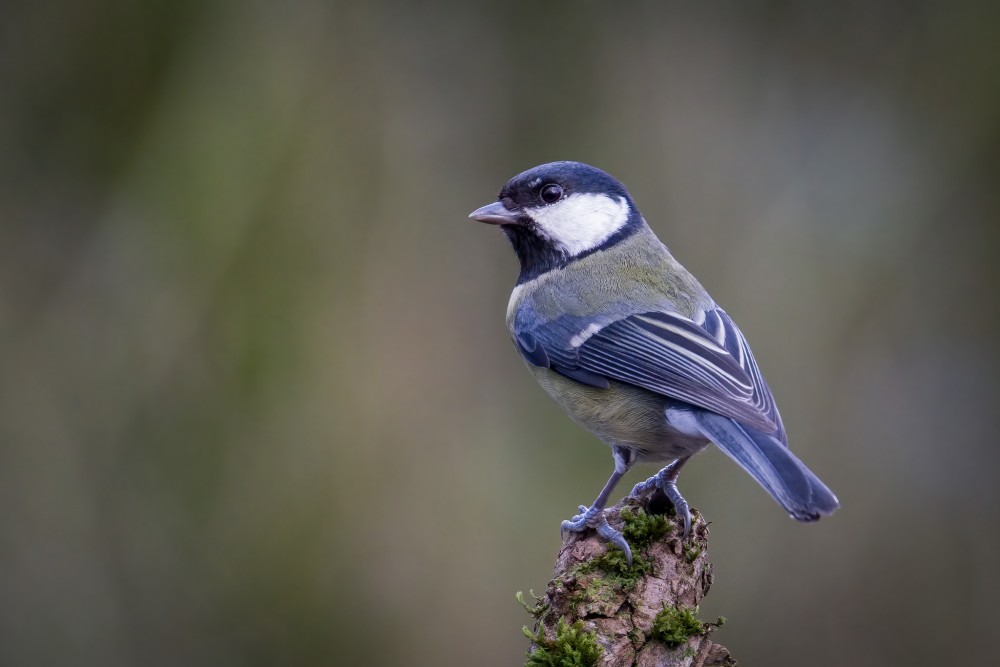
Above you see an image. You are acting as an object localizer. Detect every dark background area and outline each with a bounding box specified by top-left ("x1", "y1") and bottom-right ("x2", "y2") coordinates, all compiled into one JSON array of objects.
[{"x1": 2, "y1": 2, "x2": 999, "y2": 665}]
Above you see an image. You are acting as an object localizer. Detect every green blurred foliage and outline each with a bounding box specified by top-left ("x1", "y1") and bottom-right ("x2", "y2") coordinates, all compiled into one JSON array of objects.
[{"x1": 1, "y1": 1, "x2": 999, "y2": 666}]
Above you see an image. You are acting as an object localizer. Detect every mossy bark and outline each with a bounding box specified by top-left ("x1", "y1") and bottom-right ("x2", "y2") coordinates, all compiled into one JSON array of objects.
[{"x1": 524, "y1": 489, "x2": 736, "y2": 667}]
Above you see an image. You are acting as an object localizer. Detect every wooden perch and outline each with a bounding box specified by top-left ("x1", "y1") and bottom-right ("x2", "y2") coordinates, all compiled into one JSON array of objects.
[{"x1": 519, "y1": 488, "x2": 735, "y2": 667}]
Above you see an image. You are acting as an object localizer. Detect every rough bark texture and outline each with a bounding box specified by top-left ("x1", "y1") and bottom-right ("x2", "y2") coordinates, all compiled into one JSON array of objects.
[{"x1": 523, "y1": 489, "x2": 736, "y2": 667}]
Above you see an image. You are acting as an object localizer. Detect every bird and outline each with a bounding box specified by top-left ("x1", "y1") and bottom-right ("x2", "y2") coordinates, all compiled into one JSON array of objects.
[{"x1": 469, "y1": 161, "x2": 839, "y2": 564}]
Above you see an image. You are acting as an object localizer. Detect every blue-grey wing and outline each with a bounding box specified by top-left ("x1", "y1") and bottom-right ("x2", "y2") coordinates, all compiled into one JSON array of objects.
[
  {"x1": 521, "y1": 307, "x2": 785, "y2": 440},
  {"x1": 514, "y1": 329, "x2": 610, "y2": 389}
]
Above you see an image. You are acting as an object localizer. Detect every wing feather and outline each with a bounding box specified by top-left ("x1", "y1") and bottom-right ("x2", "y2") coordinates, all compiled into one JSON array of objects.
[{"x1": 529, "y1": 308, "x2": 784, "y2": 438}]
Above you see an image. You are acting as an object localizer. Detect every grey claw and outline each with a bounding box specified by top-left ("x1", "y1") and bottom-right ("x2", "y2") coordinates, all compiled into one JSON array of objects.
[
  {"x1": 594, "y1": 517, "x2": 632, "y2": 566},
  {"x1": 631, "y1": 468, "x2": 694, "y2": 539},
  {"x1": 559, "y1": 506, "x2": 633, "y2": 564},
  {"x1": 560, "y1": 519, "x2": 574, "y2": 542},
  {"x1": 629, "y1": 479, "x2": 652, "y2": 497},
  {"x1": 561, "y1": 505, "x2": 597, "y2": 542},
  {"x1": 663, "y1": 481, "x2": 692, "y2": 539}
]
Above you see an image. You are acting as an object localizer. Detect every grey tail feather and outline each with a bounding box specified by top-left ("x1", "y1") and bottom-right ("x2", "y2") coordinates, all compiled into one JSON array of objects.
[{"x1": 693, "y1": 410, "x2": 840, "y2": 521}]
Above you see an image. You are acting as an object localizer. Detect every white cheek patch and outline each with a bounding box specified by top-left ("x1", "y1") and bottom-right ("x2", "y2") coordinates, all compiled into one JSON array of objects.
[{"x1": 524, "y1": 193, "x2": 631, "y2": 256}]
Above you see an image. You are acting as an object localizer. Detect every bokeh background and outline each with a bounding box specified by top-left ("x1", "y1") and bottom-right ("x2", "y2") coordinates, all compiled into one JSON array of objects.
[{"x1": 2, "y1": 1, "x2": 999, "y2": 665}]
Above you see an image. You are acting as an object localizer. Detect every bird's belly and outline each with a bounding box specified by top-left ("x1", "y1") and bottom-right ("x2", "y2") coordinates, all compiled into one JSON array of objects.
[{"x1": 530, "y1": 367, "x2": 707, "y2": 462}]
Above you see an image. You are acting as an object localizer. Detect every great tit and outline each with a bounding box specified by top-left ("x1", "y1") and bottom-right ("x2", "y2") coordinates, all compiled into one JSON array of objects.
[{"x1": 470, "y1": 161, "x2": 839, "y2": 564}]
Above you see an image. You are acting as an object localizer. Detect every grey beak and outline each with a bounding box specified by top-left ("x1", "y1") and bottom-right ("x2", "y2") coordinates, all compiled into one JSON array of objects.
[{"x1": 469, "y1": 201, "x2": 522, "y2": 225}]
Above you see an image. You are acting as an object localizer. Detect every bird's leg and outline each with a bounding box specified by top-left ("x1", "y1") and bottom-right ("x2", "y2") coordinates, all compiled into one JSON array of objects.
[
  {"x1": 561, "y1": 446, "x2": 635, "y2": 565},
  {"x1": 631, "y1": 455, "x2": 694, "y2": 538}
]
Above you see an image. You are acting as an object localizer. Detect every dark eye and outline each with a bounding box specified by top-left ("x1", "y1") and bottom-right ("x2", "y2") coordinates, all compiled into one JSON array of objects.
[{"x1": 540, "y1": 183, "x2": 563, "y2": 204}]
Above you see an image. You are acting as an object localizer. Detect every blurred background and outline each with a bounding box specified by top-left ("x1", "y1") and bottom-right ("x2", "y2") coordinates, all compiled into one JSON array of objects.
[{"x1": 2, "y1": 1, "x2": 999, "y2": 665}]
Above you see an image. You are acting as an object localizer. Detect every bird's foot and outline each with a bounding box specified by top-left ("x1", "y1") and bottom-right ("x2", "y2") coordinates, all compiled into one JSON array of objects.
[
  {"x1": 631, "y1": 475, "x2": 693, "y2": 539},
  {"x1": 560, "y1": 504, "x2": 633, "y2": 566}
]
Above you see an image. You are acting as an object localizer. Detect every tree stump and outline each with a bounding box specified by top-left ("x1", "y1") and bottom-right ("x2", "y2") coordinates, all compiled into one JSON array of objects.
[{"x1": 519, "y1": 489, "x2": 735, "y2": 667}]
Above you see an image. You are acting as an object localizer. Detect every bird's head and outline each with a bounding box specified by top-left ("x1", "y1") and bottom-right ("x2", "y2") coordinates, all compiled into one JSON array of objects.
[{"x1": 469, "y1": 161, "x2": 644, "y2": 282}]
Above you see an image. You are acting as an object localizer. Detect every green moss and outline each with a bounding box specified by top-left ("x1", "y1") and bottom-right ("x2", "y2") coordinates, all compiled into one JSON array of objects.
[
  {"x1": 562, "y1": 506, "x2": 673, "y2": 607},
  {"x1": 516, "y1": 590, "x2": 549, "y2": 619},
  {"x1": 523, "y1": 617, "x2": 603, "y2": 667},
  {"x1": 683, "y1": 545, "x2": 702, "y2": 563},
  {"x1": 619, "y1": 506, "x2": 672, "y2": 549},
  {"x1": 650, "y1": 605, "x2": 704, "y2": 647},
  {"x1": 575, "y1": 549, "x2": 653, "y2": 592},
  {"x1": 567, "y1": 575, "x2": 619, "y2": 608}
]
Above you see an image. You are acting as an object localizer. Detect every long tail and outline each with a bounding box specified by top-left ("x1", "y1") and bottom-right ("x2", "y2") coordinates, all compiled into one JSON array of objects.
[{"x1": 693, "y1": 410, "x2": 839, "y2": 521}]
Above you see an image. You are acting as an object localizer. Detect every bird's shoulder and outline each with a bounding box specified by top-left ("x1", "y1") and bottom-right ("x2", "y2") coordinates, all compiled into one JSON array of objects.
[{"x1": 507, "y1": 227, "x2": 711, "y2": 335}]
